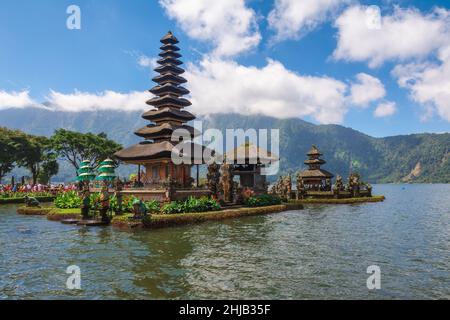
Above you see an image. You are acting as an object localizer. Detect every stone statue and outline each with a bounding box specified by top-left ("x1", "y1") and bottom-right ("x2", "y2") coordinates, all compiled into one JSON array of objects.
[
  {"x1": 286, "y1": 174, "x2": 292, "y2": 200},
  {"x1": 164, "y1": 174, "x2": 175, "y2": 201},
  {"x1": 296, "y1": 172, "x2": 305, "y2": 200},
  {"x1": 220, "y1": 161, "x2": 234, "y2": 203},
  {"x1": 81, "y1": 190, "x2": 90, "y2": 220},
  {"x1": 348, "y1": 172, "x2": 361, "y2": 197},
  {"x1": 99, "y1": 185, "x2": 111, "y2": 223},
  {"x1": 24, "y1": 196, "x2": 40, "y2": 208},
  {"x1": 334, "y1": 175, "x2": 343, "y2": 191},
  {"x1": 132, "y1": 198, "x2": 148, "y2": 219},
  {"x1": 114, "y1": 178, "x2": 124, "y2": 215},
  {"x1": 207, "y1": 163, "x2": 221, "y2": 198},
  {"x1": 366, "y1": 183, "x2": 373, "y2": 197}
]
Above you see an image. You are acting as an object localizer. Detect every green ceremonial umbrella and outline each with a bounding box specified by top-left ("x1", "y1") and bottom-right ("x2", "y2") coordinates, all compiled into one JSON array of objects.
[
  {"x1": 77, "y1": 160, "x2": 96, "y2": 182},
  {"x1": 96, "y1": 158, "x2": 117, "y2": 181}
]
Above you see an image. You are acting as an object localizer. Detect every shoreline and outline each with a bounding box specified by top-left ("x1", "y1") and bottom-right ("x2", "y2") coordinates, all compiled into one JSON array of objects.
[
  {"x1": 291, "y1": 195, "x2": 385, "y2": 205},
  {"x1": 0, "y1": 196, "x2": 56, "y2": 205},
  {"x1": 16, "y1": 203, "x2": 304, "y2": 230},
  {"x1": 15, "y1": 196, "x2": 384, "y2": 230},
  {"x1": 112, "y1": 203, "x2": 304, "y2": 230}
]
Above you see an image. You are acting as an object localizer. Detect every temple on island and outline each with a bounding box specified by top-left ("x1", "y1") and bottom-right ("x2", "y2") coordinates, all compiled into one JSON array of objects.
[
  {"x1": 297, "y1": 145, "x2": 334, "y2": 191},
  {"x1": 115, "y1": 32, "x2": 201, "y2": 189}
]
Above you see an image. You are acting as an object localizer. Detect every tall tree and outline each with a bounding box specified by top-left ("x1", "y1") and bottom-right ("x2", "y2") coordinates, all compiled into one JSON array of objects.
[
  {"x1": 0, "y1": 127, "x2": 21, "y2": 184},
  {"x1": 51, "y1": 129, "x2": 122, "y2": 174},
  {"x1": 16, "y1": 135, "x2": 58, "y2": 185}
]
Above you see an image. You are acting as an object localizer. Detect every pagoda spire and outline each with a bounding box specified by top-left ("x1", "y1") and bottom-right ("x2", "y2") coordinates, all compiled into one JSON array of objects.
[
  {"x1": 304, "y1": 145, "x2": 326, "y2": 170},
  {"x1": 114, "y1": 31, "x2": 206, "y2": 188},
  {"x1": 116, "y1": 31, "x2": 196, "y2": 146}
]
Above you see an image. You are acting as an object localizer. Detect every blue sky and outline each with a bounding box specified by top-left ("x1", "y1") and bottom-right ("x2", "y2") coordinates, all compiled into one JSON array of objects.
[{"x1": 1, "y1": 0, "x2": 450, "y2": 137}]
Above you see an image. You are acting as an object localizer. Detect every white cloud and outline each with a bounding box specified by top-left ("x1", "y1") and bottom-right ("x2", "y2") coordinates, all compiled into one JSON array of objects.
[
  {"x1": 268, "y1": 0, "x2": 348, "y2": 41},
  {"x1": 393, "y1": 46, "x2": 450, "y2": 122},
  {"x1": 0, "y1": 90, "x2": 42, "y2": 110},
  {"x1": 349, "y1": 73, "x2": 386, "y2": 107},
  {"x1": 374, "y1": 101, "x2": 397, "y2": 117},
  {"x1": 185, "y1": 58, "x2": 348, "y2": 124},
  {"x1": 159, "y1": 0, "x2": 261, "y2": 57},
  {"x1": 45, "y1": 90, "x2": 149, "y2": 112},
  {"x1": 333, "y1": 5, "x2": 450, "y2": 68},
  {"x1": 138, "y1": 55, "x2": 158, "y2": 69}
]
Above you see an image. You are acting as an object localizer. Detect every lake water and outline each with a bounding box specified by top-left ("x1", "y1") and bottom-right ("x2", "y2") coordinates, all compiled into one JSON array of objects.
[{"x1": 1, "y1": 184, "x2": 449, "y2": 300}]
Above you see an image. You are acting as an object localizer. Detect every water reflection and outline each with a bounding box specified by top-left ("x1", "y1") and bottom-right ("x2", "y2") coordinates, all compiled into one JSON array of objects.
[{"x1": 1, "y1": 184, "x2": 450, "y2": 299}]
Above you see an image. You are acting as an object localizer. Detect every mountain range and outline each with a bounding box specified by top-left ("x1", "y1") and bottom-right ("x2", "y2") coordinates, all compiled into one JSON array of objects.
[{"x1": 0, "y1": 108, "x2": 449, "y2": 183}]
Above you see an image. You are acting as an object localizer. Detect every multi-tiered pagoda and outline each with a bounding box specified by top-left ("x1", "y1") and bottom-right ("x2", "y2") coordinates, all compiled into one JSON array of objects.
[
  {"x1": 298, "y1": 145, "x2": 334, "y2": 190},
  {"x1": 115, "y1": 32, "x2": 200, "y2": 187}
]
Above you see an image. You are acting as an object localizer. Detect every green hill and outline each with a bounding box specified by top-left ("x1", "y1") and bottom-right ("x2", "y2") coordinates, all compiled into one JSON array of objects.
[{"x1": 0, "y1": 109, "x2": 448, "y2": 183}]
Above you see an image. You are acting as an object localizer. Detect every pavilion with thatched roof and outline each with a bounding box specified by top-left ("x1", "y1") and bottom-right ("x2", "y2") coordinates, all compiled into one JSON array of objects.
[{"x1": 226, "y1": 143, "x2": 279, "y2": 192}]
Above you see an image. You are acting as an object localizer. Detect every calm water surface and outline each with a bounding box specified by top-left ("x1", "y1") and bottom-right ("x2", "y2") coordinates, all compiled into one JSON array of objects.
[{"x1": 1, "y1": 184, "x2": 449, "y2": 299}]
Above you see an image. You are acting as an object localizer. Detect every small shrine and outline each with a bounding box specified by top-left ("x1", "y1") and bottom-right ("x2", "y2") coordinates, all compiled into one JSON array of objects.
[
  {"x1": 271, "y1": 145, "x2": 373, "y2": 200},
  {"x1": 226, "y1": 143, "x2": 277, "y2": 193},
  {"x1": 297, "y1": 145, "x2": 334, "y2": 191}
]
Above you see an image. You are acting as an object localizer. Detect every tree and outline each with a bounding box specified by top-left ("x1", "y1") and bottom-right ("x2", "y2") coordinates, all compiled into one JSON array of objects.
[
  {"x1": 16, "y1": 135, "x2": 58, "y2": 185},
  {"x1": 38, "y1": 159, "x2": 59, "y2": 185},
  {"x1": 0, "y1": 127, "x2": 21, "y2": 184},
  {"x1": 51, "y1": 129, "x2": 122, "y2": 175}
]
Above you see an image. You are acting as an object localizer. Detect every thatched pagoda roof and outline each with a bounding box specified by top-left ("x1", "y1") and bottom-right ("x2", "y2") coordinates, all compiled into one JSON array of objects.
[
  {"x1": 146, "y1": 95, "x2": 192, "y2": 108},
  {"x1": 152, "y1": 73, "x2": 187, "y2": 85},
  {"x1": 226, "y1": 143, "x2": 279, "y2": 164},
  {"x1": 160, "y1": 31, "x2": 179, "y2": 44},
  {"x1": 307, "y1": 145, "x2": 322, "y2": 156},
  {"x1": 154, "y1": 64, "x2": 185, "y2": 75},
  {"x1": 159, "y1": 50, "x2": 182, "y2": 59},
  {"x1": 160, "y1": 44, "x2": 180, "y2": 52},
  {"x1": 150, "y1": 83, "x2": 190, "y2": 96},
  {"x1": 142, "y1": 107, "x2": 195, "y2": 122},
  {"x1": 115, "y1": 141, "x2": 209, "y2": 162},
  {"x1": 157, "y1": 56, "x2": 183, "y2": 66},
  {"x1": 135, "y1": 123, "x2": 200, "y2": 139},
  {"x1": 304, "y1": 158, "x2": 326, "y2": 165},
  {"x1": 298, "y1": 169, "x2": 334, "y2": 179}
]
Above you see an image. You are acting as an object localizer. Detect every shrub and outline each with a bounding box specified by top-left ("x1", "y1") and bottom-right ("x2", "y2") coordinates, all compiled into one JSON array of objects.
[
  {"x1": 245, "y1": 194, "x2": 282, "y2": 207},
  {"x1": 161, "y1": 197, "x2": 220, "y2": 215},
  {"x1": 54, "y1": 191, "x2": 82, "y2": 209}
]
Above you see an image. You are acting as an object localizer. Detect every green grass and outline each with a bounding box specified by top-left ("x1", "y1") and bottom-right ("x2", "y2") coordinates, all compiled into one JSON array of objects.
[
  {"x1": 0, "y1": 196, "x2": 56, "y2": 205},
  {"x1": 291, "y1": 196, "x2": 385, "y2": 204},
  {"x1": 111, "y1": 204, "x2": 301, "y2": 230},
  {"x1": 17, "y1": 207, "x2": 54, "y2": 216},
  {"x1": 49, "y1": 208, "x2": 81, "y2": 215}
]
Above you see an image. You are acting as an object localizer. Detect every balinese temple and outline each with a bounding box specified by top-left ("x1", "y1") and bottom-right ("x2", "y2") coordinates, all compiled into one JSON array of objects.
[
  {"x1": 298, "y1": 145, "x2": 334, "y2": 190},
  {"x1": 226, "y1": 143, "x2": 278, "y2": 193},
  {"x1": 115, "y1": 32, "x2": 201, "y2": 187}
]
